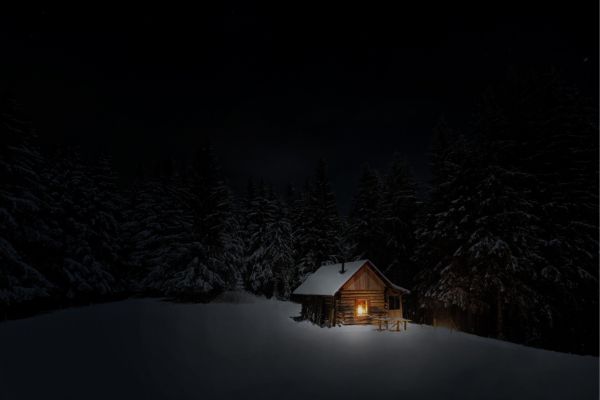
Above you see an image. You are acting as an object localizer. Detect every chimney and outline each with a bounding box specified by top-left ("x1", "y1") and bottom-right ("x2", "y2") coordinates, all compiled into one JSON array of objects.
[{"x1": 340, "y1": 261, "x2": 345, "y2": 274}]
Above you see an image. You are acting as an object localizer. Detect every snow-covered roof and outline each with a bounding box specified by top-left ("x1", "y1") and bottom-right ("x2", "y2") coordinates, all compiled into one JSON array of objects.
[{"x1": 292, "y1": 259, "x2": 410, "y2": 296}]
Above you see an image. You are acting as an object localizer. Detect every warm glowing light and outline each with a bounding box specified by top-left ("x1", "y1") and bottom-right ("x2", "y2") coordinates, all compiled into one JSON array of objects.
[
  {"x1": 356, "y1": 300, "x2": 368, "y2": 316},
  {"x1": 357, "y1": 304, "x2": 365, "y2": 316}
]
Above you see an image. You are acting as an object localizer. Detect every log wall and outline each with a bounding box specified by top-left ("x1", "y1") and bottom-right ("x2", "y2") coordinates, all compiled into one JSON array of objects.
[
  {"x1": 336, "y1": 289, "x2": 387, "y2": 325},
  {"x1": 300, "y1": 296, "x2": 336, "y2": 327}
]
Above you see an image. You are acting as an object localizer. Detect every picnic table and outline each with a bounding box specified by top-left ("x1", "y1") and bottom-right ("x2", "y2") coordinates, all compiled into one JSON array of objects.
[{"x1": 372, "y1": 316, "x2": 412, "y2": 331}]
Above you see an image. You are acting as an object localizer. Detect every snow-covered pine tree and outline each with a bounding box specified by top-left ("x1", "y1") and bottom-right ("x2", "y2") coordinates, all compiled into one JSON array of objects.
[
  {"x1": 164, "y1": 143, "x2": 233, "y2": 299},
  {"x1": 44, "y1": 149, "x2": 118, "y2": 300},
  {"x1": 241, "y1": 179, "x2": 310, "y2": 298},
  {"x1": 219, "y1": 198, "x2": 246, "y2": 291},
  {"x1": 415, "y1": 87, "x2": 553, "y2": 341},
  {"x1": 238, "y1": 178, "x2": 257, "y2": 287},
  {"x1": 283, "y1": 181, "x2": 311, "y2": 289},
  {"x1": 414, "y1": 70, "x2": 598, "y2": 354},
  {"x1": 244, "y1": 180, "x2": 277, "y2": 296},
  {"x1": 121, "y1": 160, "x2": 199, "y2": 296},
  {"x1": 87, "y1": 155, "x2": 125, "y2": 290},
  {"x1": 380, "y1": 155, "x2": 419, "y2": 286},
  {"x1": 293, "y1": 160, "x2": 342, "y2": 278},
  {"x1": 479, "y1": 70, "x2": 598, "y2": 352},
  {"x1": 289, "y1": 179, "x2": 311, "y2": 279},
  {"x1": 348, "y1": 164, "x2": 385, "y2": 264},
  {"x1": 0, "y1": 97, "x2": 54, "y2": 314},
  {"x1": 413, "y1": 122, "x2": 469, "y2": 305},
  {"x1": 264, "y1": 185, "x2": 295, "y2": 298}
]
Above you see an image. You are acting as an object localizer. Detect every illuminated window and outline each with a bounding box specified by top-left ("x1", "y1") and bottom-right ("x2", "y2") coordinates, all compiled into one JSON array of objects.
[
  {"x1": 355, "y1": 299, "x2": 368, "y2": 317},
  {"x1": 389, "y1": 295, "x2": 400, "y2": 310}
]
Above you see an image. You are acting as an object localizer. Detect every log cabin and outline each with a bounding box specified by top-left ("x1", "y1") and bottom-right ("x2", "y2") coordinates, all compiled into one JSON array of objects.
[{"x1": 292, "y1": 259, "x2": 409, "y2": 327}]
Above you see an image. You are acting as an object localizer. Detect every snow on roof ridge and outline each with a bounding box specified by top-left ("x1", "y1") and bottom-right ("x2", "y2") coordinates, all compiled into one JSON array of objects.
[{"x1": 292, "y1": 259, "x2": 410, "y2": 296}]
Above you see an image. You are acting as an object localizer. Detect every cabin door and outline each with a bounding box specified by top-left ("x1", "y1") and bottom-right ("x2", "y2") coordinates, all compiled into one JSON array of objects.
[{"x1": 388, "y1": 295, "x2": 402, "y2": 318}]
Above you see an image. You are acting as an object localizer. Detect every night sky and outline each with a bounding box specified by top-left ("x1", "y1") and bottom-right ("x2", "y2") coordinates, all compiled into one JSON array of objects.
[{"x1": 1, "y1": 4, "x2": 597, "y2": 211}]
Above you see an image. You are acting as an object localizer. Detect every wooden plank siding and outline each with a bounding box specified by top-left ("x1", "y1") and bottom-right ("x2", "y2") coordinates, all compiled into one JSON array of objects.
[{"x1": 342, "y1": 265, "x2": 385, "y2": 291}]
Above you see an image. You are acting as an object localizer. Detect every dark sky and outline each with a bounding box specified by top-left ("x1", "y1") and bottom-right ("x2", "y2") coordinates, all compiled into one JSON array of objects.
[{"x1": 0, "y1": 4, "x2": 597, "y2": 211}]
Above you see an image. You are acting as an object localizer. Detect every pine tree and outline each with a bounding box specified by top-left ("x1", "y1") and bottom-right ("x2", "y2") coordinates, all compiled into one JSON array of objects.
[
  {"x1": 293, "y1": 160, "x2": 342, "y2": 278},
  {"x1": 219, "y1": 199, "x2": 246, "y2": 291},
  {"x1": 485, "y1": 70, "x2": 598, "y2": 351},
  {"x1": 88, "y1": 155, "x2": 124, "y2": 289},
  {"x1": 348, "y1": 164, "x2": 385, "y2": 263},
  {"x1": 121, "y1": 159, "x2": 198, "y2": 296},
  {"x1": 380, "y1": 155, "x2": 418, "y2": 285},
  {"x1": 0, "y1": 97, "x2": 53, "y2": 312},
  {"x1": 244, "y1": 180, "x2": 272, "y2": 294},
  {"x1": 414, "y1": 70, "x2": 598, "y2": 353},
  {"x1": 264, "y1": 185, "x2": 295, "y2": 298},
  {"x1": 45, "y1": 150, "x2": 118, "y2": 300},
  {"x1": 165, "y1": 143, "x2": 234, "y2": 298}
]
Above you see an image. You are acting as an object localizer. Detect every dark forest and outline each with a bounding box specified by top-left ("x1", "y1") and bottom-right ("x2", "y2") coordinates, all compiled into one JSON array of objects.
[
  {"x1": 1, "y1": 67, "x2": 597, "y2": 354},
  {"x1": 0, "y1": 4, "x2": 598, "y2": 400}
]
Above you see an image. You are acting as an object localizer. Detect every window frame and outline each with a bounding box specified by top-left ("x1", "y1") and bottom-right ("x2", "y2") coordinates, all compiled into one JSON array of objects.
[{"x1": 388, "y1": 295, "x2": 400, "y2": 310}]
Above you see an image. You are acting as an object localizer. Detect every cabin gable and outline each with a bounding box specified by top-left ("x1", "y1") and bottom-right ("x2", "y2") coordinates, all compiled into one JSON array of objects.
[
  {"x1": 336, "y1": 262, "x2": 388, "y2": 325},
  {"x1": 341, "y1": 263, "x2": 386, "y2": 291}
]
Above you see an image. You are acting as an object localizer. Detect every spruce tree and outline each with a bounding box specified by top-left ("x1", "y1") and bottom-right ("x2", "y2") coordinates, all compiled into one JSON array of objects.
[
  {"x1": 293, "y1": 160, "x2": 341, "y2": 278},
  {"x1": 348, "y1": 164, "x2": 384, "y2": 263},
  {"x1": 380, "y1": 155, "x2": 418, "y2": 285},
  {"x1": 164, "y1": 144, "x2": 233, "y2": 299},
  {"x1": 245, "y1": 180, "x2": 275, "y2": 294},
  {"x1": 45, "y1": 150, "x2": 118, "y2": 300},
  {"x1": 414, "y1": 70, "x2": 598, "y2": 353},
  {"x1": 0, "y1": 97, "x2": 53, "y2": 312}
]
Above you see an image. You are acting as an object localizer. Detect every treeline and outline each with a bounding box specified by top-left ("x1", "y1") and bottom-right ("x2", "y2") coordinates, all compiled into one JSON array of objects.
[
  {"x1": 414, "y1": 70, "x2": 598, "y2": 355},
  {"x1": 0, "y1": 70, "x2": 597, "y2": 354},
  {"x1": 0, "y1": 94, "x2": 349, "y2": 310}
]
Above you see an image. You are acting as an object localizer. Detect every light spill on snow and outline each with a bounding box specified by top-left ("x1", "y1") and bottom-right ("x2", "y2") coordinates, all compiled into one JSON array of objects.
[{"x1": 0, "y1": 296, "x2": 597, "y2": 400}]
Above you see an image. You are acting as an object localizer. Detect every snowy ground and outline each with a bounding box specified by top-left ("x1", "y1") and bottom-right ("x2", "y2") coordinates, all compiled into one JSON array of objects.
[{"x1": 0, "y1": 294, "x2": 597, "y2": 400}]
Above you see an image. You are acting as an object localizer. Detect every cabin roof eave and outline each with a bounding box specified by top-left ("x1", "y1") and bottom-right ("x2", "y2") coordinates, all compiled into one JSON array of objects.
[{"x1": 291, "y1": 259, "x2": 411, "y2": 296}]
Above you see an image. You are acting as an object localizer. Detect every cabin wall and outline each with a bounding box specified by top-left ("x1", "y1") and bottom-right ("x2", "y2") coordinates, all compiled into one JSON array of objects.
[
  {"x1": 334, "y1": 264, "x2": 388, "y2": 325},
  {"x1": 300, "y1": 296, "x2": 336, "y2": 327},
  {"x1": 387, "y1": 293, "x2": 404, "y2": 319},
  {"x1": 336, "y1": 289, "x2": 386, "y2": 324}
]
